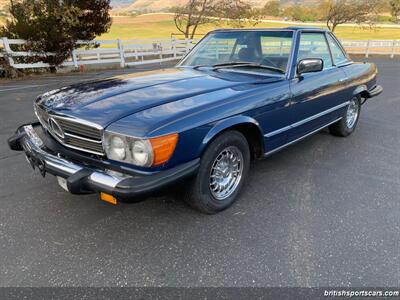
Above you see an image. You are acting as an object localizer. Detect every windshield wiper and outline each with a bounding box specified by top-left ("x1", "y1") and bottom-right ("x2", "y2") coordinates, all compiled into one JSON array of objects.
[
  {"x1": 191, "y1": 62, "x2": 250, "y2": 69},
  {"x1": 192, "y1": 65, "x2": 208, "y2": 70},
  {"x1": 212, "y1": 62, "x2": 285, "y2": 74},
  {"x1": 212, "y1": 61, "x2": 254, "y2": 67}
]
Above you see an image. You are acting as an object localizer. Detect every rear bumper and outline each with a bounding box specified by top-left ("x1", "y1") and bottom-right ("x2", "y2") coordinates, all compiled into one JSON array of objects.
[
  {"x1": 8, "y1": 124, "x2": 199, "y2": 201},
  {"x1": 366, "y1": 85, "x2": 383, "y2": 98}
]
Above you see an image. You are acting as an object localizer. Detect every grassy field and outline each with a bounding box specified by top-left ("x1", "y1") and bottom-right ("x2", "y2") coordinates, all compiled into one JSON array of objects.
[
  {"x1": 100, "y1": 14, "x2": 400, "y2": 40},
  {"x1": 1, "y1": 13, "x2": 399, "y2": 40}
]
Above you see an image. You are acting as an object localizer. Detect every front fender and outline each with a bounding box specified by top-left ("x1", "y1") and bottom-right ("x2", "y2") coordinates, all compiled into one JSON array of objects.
[{"x1": 199, "y1": 115, "x2": 263, "y2": 154}]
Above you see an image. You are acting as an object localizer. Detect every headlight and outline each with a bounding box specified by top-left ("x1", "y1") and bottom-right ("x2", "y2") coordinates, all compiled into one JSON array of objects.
[
  {"x1": 132, "y1": 139, "x2": 153, "y2": 167},
  {"x1": 103, "y1": 132, "x2": 178, "y2": 168},
  {"x1": 109, "y1": 136, "x2": 126, "y2": 161}
]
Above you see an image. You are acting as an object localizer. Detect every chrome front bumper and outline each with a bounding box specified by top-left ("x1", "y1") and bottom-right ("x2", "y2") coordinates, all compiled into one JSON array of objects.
[
  {"x1": 8, "y1": 124, "x2": 199, "y2": 200},
  {"x1": 367, "y1": 85, "x2": 383, "y2": 98}
]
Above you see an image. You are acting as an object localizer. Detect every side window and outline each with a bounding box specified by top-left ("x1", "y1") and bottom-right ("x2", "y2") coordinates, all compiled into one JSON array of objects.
[
  {"x1": 298, "y1": 32, "x2": 332, "y2": 69},
  {"x1": 260, "y1": 35, "x2": 292, "y2": 57},
  {"x1": 327, "y1": 34, "x2": 348, "y2": 64},
  {"x1": 260, "y1": 32, "x2": 293, "y2": 71}
]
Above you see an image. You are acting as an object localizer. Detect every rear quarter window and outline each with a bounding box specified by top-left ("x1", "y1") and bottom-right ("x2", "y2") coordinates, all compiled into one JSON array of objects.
[{"x1": 327, "y1": 34, "x2": 348, "y2": 64}]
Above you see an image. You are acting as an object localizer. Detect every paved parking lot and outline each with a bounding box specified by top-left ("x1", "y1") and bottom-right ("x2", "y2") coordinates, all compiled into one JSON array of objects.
[{"x1": 0, "y1": 59, "x2": 399, "y2": 287}]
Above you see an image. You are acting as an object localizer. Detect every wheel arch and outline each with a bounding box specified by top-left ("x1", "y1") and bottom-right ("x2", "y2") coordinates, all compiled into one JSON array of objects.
[{"x1": 201, "y1": 116, "x2": 265, "y2": 160}]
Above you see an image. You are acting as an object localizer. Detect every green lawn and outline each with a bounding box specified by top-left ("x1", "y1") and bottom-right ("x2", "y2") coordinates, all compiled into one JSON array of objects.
[
  {"x1": 301, "y1": 24, "x2": 400, "y2": 40},
  {"x1": 100, "y1": 14, "x2": 400, "y2": 41},
  {"x1": 1, "y1": 13, "x2": 399, "y2": 41}
]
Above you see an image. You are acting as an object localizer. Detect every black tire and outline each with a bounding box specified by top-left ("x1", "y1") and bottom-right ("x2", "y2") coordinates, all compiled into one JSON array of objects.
[
  {"x1": 329, "y1": 95, "x2": 361, "y2": 137},
  {"x1": 183, "y1": 130, "x2": 251, "y2": 214}
]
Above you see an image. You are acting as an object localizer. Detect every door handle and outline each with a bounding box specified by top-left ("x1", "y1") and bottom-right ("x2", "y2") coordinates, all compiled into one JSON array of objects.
[{"x1": 339, "y1": 77, "x2": 349, "y2": 82}]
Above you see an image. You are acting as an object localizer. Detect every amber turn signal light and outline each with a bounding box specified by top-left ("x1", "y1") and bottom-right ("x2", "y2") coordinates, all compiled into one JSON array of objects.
[
  {"x1": 100, "y1": 193, "x2": 117, "y2": 205},
  {"x1": 150, "y1": 133, "x2": 179, "y2": 166}
]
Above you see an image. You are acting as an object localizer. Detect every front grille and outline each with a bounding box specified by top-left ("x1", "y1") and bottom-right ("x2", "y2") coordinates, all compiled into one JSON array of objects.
[
  {"x1": 35, "y1": 104, "x2": 105, "y2": 156},
  {"x1": 56, "y1": 118, "x2": 102, "y2": 140},
  {"x1": 64, "y1": 134, "x2": 104, "y2": 154}
]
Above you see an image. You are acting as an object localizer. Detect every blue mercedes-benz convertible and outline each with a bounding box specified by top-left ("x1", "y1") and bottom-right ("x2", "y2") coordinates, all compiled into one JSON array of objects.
[{"x1": 9, "y1": 27, "x2": 382, "y2": 213}]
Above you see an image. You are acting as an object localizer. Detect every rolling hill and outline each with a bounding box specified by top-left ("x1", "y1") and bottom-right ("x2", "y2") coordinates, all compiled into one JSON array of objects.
[
  {"x1": 118, "y1": 0, "x2": 321, "y2": 13},
  {"x1": 111, "y1": 0, "x2": 135, "y2": 8},
  {"x1": 0, "y1": 0, "x2": 135, "y2": 11},
  {"x1": 0, "y1": 0, "x2": 321, "y2": 14}
]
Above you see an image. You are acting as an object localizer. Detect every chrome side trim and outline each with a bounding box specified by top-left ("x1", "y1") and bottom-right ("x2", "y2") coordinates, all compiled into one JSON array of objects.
[
  {"x1": 264, "y1": 101, "x2": 350, "y2": 138},
  {"x1": 264, "y1": 117, "x2": 342, "y2": 157},
  {"x1": 264, "y1": 125, "x2": 292, "y2": 138}
]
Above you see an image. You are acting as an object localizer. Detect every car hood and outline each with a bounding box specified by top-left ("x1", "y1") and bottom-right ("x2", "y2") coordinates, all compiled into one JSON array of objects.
[{"x1": 36, "y1": 67, "x2": 282, "y2": 128}]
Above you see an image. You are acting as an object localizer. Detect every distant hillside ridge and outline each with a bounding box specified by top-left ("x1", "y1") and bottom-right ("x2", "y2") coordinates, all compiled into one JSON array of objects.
[
  {"x1": 120, "y1": 0, "x2": 321, "y2": 13},
  {"x1": 0, "y1": 0, "x2": 321, "y2": 14},
  {"x1": 0, "y1": 1, "x2": 135, "y2": 11},
  {"x1": 111, "y1": 0, "x2": 135, "y2": 8}
]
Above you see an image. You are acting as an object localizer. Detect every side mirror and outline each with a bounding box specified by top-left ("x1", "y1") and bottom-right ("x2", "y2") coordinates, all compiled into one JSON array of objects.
[{"x1": 297, "y1": 58, "x2": 324, "y2": 75}]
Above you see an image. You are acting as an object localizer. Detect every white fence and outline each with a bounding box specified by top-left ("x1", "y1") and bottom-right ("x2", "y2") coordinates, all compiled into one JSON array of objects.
[
  {"x1": 341, "y1": 39, "x2": 400, "y2": 58},
  {"x1": 0, "y1": 37, "x2": 197, "y2": 69},
  {"x1": 0, "y1": 37, "x2": 399, "y2": 70}
]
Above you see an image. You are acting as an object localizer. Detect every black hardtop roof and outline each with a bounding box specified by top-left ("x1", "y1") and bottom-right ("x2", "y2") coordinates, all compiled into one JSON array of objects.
[{"x1": 210, "y1": 27, "x2": 329, "y2": 33}]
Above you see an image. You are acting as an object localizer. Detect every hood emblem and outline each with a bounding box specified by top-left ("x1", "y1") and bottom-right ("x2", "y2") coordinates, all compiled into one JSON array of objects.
[{"x1": 49, "y1": 118, "x2": 65, "y2": 139}]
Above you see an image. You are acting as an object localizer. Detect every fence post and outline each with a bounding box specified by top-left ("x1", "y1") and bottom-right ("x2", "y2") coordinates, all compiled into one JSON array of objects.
[
  {"x1": 186, "y1": 38, "x2": 191, "y2": 54},
  {"x1": 2, "y1": 37, "x2": 15, "y2": 67},
  {"x1": 71, "y1": 49, "x2": 78, "y2": 69},
  {"x1": 172, "y1": 37, "x2": 177, "y2": 59},
  {"x1": 365, "y1": 40, "x2": 370, "y2": 58},
  {"x1": 159, "y1": 43, "x2": 162, "y2": 61},
  {"x1": 391, "y1": 40, "x2": 396, "y2": 59},
  {"x1": 117, "y1": 39, "x2": 125, "y2": 68}
]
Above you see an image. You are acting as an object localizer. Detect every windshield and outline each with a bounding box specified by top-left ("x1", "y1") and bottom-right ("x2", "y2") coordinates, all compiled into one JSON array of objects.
[{"x1": 179, "y1": 30, "x2": 294, "y2": 74}]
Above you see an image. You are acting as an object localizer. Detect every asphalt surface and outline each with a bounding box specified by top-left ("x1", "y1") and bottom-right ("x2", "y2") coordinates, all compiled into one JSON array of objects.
[{"x1": 0, "y1": 59, "x2": 399, "y2": 287}]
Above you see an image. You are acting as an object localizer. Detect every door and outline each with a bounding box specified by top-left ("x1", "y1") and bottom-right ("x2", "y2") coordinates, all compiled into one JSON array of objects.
[
  {"x1": 255, "y1": 31, "x2": 295, "y2": 152},
  {"x1": 288, "y1": 31, "x2": 349, "y2": 141}
]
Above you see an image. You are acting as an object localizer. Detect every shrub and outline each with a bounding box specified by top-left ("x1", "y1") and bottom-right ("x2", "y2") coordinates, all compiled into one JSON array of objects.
[{"x1": 0, "y1": 0, "x2": 112, "y2": 67}]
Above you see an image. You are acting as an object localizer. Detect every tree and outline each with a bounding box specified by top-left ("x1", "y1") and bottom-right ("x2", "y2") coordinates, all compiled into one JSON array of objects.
[
  {"x1": 220, "y1": 0, "x2": 261, "y2": 28},
  {"x1": 291, "y1": 5, "x2": 306, "y2": 21},
  {"x1": 263, "y1": 0, "x2": 280, "y2": 17},
  {"x1": 173, "y1": 0, "x2": 258, "y2": 38},
  {"x1": 1, "y1": 0, "x2": 112, "y2": 67},
  {"x1": 281, "y1": 4, "x2": 319, "y2": 22},
  {"x1": 173, "y1": 0, "x2": 219, "y2": 39},
  {"x1": 390, "y1": 0, "x2": 400, "y2": 22},
  {"x1": 319, "y1": 0, "x2": 383, "y2": 32}
]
